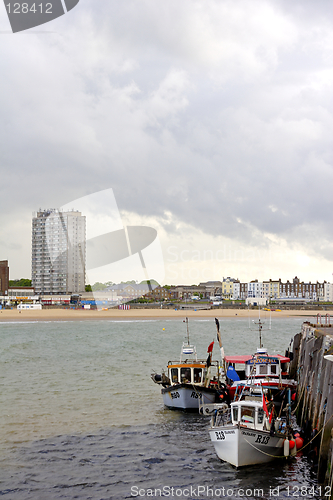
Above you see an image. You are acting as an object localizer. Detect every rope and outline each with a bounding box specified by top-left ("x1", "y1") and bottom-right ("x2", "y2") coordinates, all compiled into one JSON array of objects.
[
  {"x1": 243, "y1": 436, "x2": 289, "y2": 459},
  {"x1": 193, "y1": 381, "x2": 216, "y2": 406},
  {"x1": 241, "y1": 412, "x2": 333, "y2": 459},
  {"x1": 291, "y1": 381, "x2": 306, "y2": 415},
  {"x1": 296, "y1": 412, "x2": 333, "y2": 454}
]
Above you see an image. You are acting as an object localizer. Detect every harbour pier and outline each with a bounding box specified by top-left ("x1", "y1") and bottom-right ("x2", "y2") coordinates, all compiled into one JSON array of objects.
[{"x1": 291, "y1": 317, "x2": 333, "y2": 492}]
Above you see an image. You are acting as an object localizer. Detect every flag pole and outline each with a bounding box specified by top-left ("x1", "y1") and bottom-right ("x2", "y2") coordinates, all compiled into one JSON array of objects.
[{"x1": 215, "y1": 317, "x2": 225, "y2": 377}]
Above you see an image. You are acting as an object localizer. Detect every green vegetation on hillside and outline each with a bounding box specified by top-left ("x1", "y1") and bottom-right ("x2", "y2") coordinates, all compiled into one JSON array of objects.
[{"x1": 9, "y1": 279, "x2": 32, "y2": 287}]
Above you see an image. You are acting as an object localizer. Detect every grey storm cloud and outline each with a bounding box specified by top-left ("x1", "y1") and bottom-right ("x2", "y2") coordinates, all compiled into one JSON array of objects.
[{"x1": 0, "y1": 0, "x2": 332, "y2": 277}]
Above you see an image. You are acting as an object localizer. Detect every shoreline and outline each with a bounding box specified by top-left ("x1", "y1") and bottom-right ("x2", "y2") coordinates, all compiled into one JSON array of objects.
[{"x1": 0, "y1": 308, "x2": 323, "y2": 322}]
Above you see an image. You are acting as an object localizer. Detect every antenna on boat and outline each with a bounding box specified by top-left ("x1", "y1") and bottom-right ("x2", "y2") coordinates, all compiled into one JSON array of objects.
[{"x1": 181, "y1": 317, "x2": 196, "y2": 361}]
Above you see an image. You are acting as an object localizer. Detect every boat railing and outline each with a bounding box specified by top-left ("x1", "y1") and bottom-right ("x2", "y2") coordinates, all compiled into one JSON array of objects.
[
  {"x1": 180, "y1": 342, "x2": 197, "y2": 362},
  {"x1": 198, "y1": 395, "x2": 229, "y2": 417},
  {"x1": 213, "y1": 407, "x2": 231, "y2": 427}
]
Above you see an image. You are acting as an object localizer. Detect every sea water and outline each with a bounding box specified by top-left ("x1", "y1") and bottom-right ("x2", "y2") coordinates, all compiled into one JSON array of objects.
[{"x1": 0, "y1": 317, "x2": 321, "y2": 499}]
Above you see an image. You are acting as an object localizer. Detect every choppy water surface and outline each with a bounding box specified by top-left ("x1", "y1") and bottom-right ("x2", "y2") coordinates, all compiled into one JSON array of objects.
[{"x1": 0, "y1": 317, "x2": 321, "y2": 499}]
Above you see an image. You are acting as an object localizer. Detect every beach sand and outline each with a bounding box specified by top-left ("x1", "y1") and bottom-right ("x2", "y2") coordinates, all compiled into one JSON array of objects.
[{"x1": 0, "y1": 307, "x2": 322, "y2": 322}]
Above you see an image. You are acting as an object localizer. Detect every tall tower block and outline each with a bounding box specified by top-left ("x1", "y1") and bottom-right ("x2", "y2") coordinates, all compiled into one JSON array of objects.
[{"x1": 32, "y1": 209, "x2": 86, "y2": 295}]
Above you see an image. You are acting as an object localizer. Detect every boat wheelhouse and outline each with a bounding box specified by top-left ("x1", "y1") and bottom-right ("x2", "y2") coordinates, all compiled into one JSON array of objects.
[{"x1": 225, "y1": 347, "x2": 297, "y2": 401}]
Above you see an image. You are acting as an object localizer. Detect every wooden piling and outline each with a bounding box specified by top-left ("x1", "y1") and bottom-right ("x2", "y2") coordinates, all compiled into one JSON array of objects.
[{"x1": 292, "y1": 321, "x2": 333, "y2": 494}]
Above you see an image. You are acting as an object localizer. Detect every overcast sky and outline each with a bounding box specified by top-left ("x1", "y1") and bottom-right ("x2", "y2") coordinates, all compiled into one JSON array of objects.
[{"x1": 0, "y1": 0, "x2": 332, "y2": 285}]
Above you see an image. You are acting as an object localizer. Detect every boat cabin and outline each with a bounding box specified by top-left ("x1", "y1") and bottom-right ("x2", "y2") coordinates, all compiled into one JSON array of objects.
[
  {"x1": 165, "y1": 340, "x2": 219, "y2": 386},
  {"x1": 231, "y1": 400, "x2": 265, "y2": 430},
  {"x1": 167, "y1": 363, "x2": 207, "y2": 385},
  {"x1": 245, "y1": 355, "x2": 279, "y2": 378},
  {"x1": 225, "y1": 348, "x2": 290, "y2": 384}
]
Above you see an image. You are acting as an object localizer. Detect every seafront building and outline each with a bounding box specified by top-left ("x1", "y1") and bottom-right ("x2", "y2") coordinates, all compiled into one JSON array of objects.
[
  {"x1": 247, "y1": 279, "x2": 263, "y2": 299},
  {"x1": 325, "y1": 283, "x2": 333, "y2": 302},
  {"x1": 164, "y1": 276, "x2": 330, "y2": 303},
  {"x1": 106, "y1": 283, "x2": 150, "y2": 300},
  {"x1": 199, "y1": 281, "x2": 222, "y2": 298},
  {"x1": 234, "y1": 277, "x2": 327, "y2": 302},
  {"x1": 262, "y1": 279, "x2": 280, "y2": 300},
  {"x1": 221, "y1": 277, "x2": 238, "y2": 300},
  {"x1": 31, "y1": 209, "x2": 86, "y2": 295},
  {"x1": 0, "y1": 260, "x2": 9, "y2": 296}
]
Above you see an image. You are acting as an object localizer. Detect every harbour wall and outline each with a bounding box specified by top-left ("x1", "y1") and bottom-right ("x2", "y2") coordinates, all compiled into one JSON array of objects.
[{"x1": 291, "y1": 318, "x2": 333, "y2": 490}]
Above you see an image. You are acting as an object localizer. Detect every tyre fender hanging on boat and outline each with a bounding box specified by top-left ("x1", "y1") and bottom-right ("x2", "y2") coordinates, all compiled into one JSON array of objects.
[{"x1": 284, "y1": 439, "x2": 290, "y2": 456}]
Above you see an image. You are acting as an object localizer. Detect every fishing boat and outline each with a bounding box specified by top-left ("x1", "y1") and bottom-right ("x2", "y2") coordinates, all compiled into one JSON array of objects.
[
  {"x1": 202, "y1": 318, "x2": 297, "y2": 466},
  {"x1": 208, "y1": 383, "x2": 295, "y2": 467},
  {"x1": 151, "y1": 318, "x2": 228, "y2": 411}
]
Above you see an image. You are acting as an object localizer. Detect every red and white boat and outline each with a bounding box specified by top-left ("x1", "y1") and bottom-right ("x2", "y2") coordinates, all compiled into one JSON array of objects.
[{"x1": 222, "y1": 319, "x2": 297, "y2": 403}]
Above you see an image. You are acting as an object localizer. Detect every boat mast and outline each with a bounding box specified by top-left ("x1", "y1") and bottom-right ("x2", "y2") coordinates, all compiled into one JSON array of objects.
[
  {"x1": 258, "y1": 318, "x2": 263, "y2": 348},
  {"x1": 180, "y1": 317, "x2": 197, "y2": 361},
  {"x1": 185, "y1": 316, "x2": 190, "y2": 345},
  {"x1": 253, "y1": 318, "x2": 263, "y2": 348}
]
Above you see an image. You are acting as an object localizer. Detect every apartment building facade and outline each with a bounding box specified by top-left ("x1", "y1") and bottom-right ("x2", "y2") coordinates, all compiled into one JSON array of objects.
[
  {"x1": 247, "y1": 279, "x2": 263, "y2": 299},
  {"x1": 279, "y1": 276, "x2": 319, "y2": 300},
  {"x1": 262, "y1": 279, "x2": 280, "y2": 300},
  {"x1": 230, "y1": 277, "x2": 328, "y2": 302},
  {"x1": 325, "y1": 283, "x2": 333, "y2": 302},
  {"x1": 221, "y1": 277, "x2": 239, "y2": 299},
  {"x1": 32, "y1": 209, "x2": 86, "y2": 295}
]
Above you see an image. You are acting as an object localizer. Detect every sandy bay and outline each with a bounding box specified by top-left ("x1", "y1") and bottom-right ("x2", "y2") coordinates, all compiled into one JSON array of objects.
[{"x1": 0, "y1": 307, "x2": 323, "y2": 322}]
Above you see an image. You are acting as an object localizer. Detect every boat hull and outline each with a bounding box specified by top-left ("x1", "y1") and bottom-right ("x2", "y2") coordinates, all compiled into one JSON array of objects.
[
  {"x1": 161, "y1": 384, "x2": 217, "y2": 411},
  {"x1": 209, "y1": 425, "x2": 285, "y2": 467}
]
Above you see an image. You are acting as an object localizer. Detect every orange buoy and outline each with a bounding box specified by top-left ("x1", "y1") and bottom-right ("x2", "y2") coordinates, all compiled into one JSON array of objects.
[
  {"x1": 289, "y1": 439, "x2": 295, "y2": 450},
  {"x1": 295, "y1": 437, "x2": 304, "y2": 449},
  {"x1": 294, "y1": 432, "x2": 300, "y2": 438}
]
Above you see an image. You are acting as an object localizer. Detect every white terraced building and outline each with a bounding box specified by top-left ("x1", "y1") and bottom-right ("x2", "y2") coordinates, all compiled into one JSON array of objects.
[{"x1": 32, "y1": 209, "x2": 86, "y2": 295}]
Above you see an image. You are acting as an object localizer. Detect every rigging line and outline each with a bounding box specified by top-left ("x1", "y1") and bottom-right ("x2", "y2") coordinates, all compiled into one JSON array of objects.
[
  {"x1": 291, "y1": 367, "x2": 309, "y2": 415},
  {"x1": 295, "y1": 413, "x2": 333, "y2": 454},
  {"x1": 243, "y1": 412, "x2": 333, "y2": 459},
  {"x1": 291, "y1": 383, "x2": 306, "y2": 415},
  {"x1": 242, "y1": 436, "x2": 289, "y2": 459}
]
